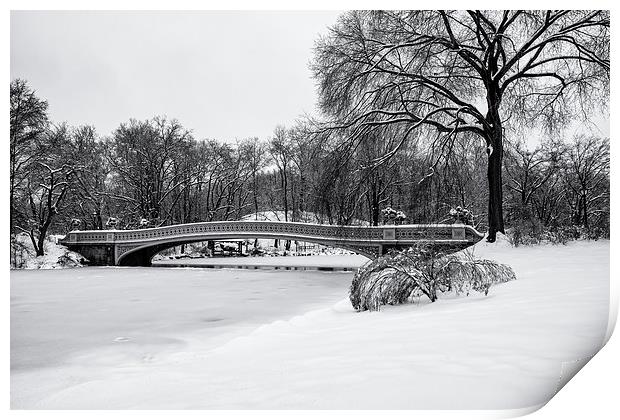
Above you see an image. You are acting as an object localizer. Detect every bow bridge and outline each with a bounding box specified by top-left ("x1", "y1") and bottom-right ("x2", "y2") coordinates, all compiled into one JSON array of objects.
[{"x1": 60, "y1": 221, "x2": 484, "y2": 266}]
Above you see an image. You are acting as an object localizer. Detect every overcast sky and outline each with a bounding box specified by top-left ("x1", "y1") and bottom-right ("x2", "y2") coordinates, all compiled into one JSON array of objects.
[
  {"x1": 11, "y1": 11, "x2": 342, "y2": 141},
  {"x1": 11, "y1": 10, "x2": 608, "y2": 144}
]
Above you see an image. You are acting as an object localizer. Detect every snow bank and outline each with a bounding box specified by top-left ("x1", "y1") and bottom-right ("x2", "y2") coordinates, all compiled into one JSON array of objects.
[
  {"x1": 12, "y1": 239, "x2": 610, "y2": 410},
  {"x1": 10, "y1": 233, "x2": 85, "y2": 269}
]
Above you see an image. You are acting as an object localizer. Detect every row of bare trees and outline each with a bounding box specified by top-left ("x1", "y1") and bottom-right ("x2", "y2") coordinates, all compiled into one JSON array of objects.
[
  {"x1": 10, "y1": 79, "x2": 609, "y2": 257},
  {"x1": 504, "y1": 136, "x2": 610, "y2": 242},
  {"x1": 10, "y1": 80, "x2": 267, "y2": 259}
]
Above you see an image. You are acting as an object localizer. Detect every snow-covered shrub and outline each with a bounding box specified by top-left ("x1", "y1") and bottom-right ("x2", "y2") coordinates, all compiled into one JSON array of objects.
[
  {"x1": 507, "y1": 221, "x2": 607, "y2": 247},
  {"x1": 56, "y1": 252, "x2": 85, "y2": 268},
  {"x1": 549, "y1": 225, "x2": 609, "y2": 242},
  {"x1": 381, "y1": 207, "x2": 407, "y2": 225},
  {"x1": 70, "y1": 218, "x2": 82, "y2": 230},
  {"x1": 105, "y1": 217, "x2": 119, "y2": 229},
  {"x1": 350, "y1": 245, "x2": 516, "y2": 312},
  {"x1": 435, "y1": 253, "x2": 516, "y2": 296},
  {"x1": 10, "y1": 234, "x2": 30, "y2": 269},
  {"x1": 349, "y1": 267, "x2": 422, "y2": 312},
  {"x1": 448, "y1": 206, "x2": 474, "y2": 225}
]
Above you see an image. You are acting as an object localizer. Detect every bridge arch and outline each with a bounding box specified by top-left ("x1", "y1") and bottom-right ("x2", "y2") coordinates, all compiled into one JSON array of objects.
[{"x1": 117, "y1": 233, "x2": 374, "y2": 266}]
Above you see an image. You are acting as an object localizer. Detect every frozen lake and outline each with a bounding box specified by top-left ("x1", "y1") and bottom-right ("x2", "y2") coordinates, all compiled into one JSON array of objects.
[
  {"x1": 11, "y1": 264, "x2": 354, "y2": 407},
  {"x1": 153, "y1": 254, "x2": 370, "y2": 270}
]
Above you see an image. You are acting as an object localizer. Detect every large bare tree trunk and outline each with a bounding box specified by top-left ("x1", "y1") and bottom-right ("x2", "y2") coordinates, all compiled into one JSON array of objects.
[
  {"x1": 485, "y1": 82, "x2": 505, "y2": 243},
  {"x1": 282, "y1": 169, "x2": 291, "y2": 251},
  {"x1": 581, "y1": 193, "x2": 588, "y2": 228},
  {"x1": 368, "y1": 186, "x2": 380, "y2": 226},
  {"x1": 29, "y1": 232, "x2": 43, "y2": 257},
  {"x1": 486, "y1": 128, "x2": 505, "y2": 243},
  {"x1": 36, "y1": 232, "x2": 46, "y2": 257}
]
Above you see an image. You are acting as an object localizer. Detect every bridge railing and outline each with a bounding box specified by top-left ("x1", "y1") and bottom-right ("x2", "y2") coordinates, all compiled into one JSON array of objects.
[{"x1": 60, "y1": 221, "x2": 484, "y2": 245}]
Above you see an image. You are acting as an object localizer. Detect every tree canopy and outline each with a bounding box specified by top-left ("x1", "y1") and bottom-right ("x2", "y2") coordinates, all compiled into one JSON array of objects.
[{"x1": 312, "y1": 10, "x2": 609, "y2": 241}]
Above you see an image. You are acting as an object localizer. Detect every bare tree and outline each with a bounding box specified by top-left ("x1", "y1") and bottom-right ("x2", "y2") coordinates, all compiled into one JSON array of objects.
[
  {"x1": 105, "y1": 117, "x2": 196, "y2": 227},
  {"x1": 10, "y1": 79, "x2": 49, "y2": 233},
  {"x1": 15, "y1": 125, "x2": 74, "y2": 256},
  {"x1": 21, "y1": 163, "x2": 72, "y2": 256},
  {"x1": 312, "y1": 10, "x2": 609, "y2": 241},
  {"x1": 240, "y1": 138, "x2": 268, "y2": 219},
  {"x1": 357, "y1": 129, "x2": 401, "y2": 225},
  {"x1": 270, "y1": 126, "x2": 293, "y2": 222},
  {"x1": 287, "y1": 122, "x2": 313, "y2": 222},
  {"x1": 270, "y1": 126, "x2": 295, "y2": 250},
  {"x1": 64, "y1": 125, "x2": 109, "y2": 230},
  {"x1": 504, "y1": 141, "x2": 561, "y2": 208},
  {"x1": 562, "y1": 136, "x2": 610, "y2": 229}
]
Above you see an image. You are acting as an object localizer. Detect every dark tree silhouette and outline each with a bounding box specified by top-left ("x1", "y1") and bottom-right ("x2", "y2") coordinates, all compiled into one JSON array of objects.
[{"x1": 312, "y1": 10, "x2": 609, "y2": 241}]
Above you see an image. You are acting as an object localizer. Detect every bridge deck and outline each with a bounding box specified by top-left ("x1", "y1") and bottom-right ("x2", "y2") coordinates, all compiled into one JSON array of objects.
[{"x1": 60, "y1": 221, "x2": 484, "y2": 266}]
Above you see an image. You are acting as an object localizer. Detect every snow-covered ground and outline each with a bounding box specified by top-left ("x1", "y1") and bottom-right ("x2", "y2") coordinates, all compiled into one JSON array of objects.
[{"x1": 10, "y1": 239, "x2": 610, "y2": 410}]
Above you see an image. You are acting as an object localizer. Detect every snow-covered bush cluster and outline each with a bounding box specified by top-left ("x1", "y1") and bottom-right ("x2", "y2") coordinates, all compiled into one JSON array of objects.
[
  {"x1": 448, "y1": 206, "x2": 474, "y2": 225},
  {"x1": 350, "y1": 245, "x2": 516, "y2": 312},
  {"x1": 10, "y1": 233, "x2": 86, "y2": 269},
  {"x1": 381, "y1": 207, "x2": 407, "y2": 225},
  {"x1": 506, "y1": 221, "x2": 607, "y2": 247}
]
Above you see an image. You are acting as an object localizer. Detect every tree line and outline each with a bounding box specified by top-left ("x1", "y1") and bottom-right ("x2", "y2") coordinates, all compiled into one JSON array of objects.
[{"x1": 11, "y1": 77, "x2": 608, "y2": 261}]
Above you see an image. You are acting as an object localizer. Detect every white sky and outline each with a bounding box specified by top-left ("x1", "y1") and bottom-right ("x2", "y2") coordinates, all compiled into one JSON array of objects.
[
  {"x1": 10, "y1": 10, "x2": 342, "y2": 141},
  {"x1": 10, "y1": 9, "x2": 609, "y2": 144}
]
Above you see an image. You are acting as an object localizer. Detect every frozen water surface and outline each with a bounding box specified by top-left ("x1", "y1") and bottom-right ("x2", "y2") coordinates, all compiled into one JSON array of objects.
[
  {"x1": 11, "y1": 262, "x2": 353, "y2": 407},
  {"x1": 153, "y1": 254, "x2": 369, "y2": 268}
]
